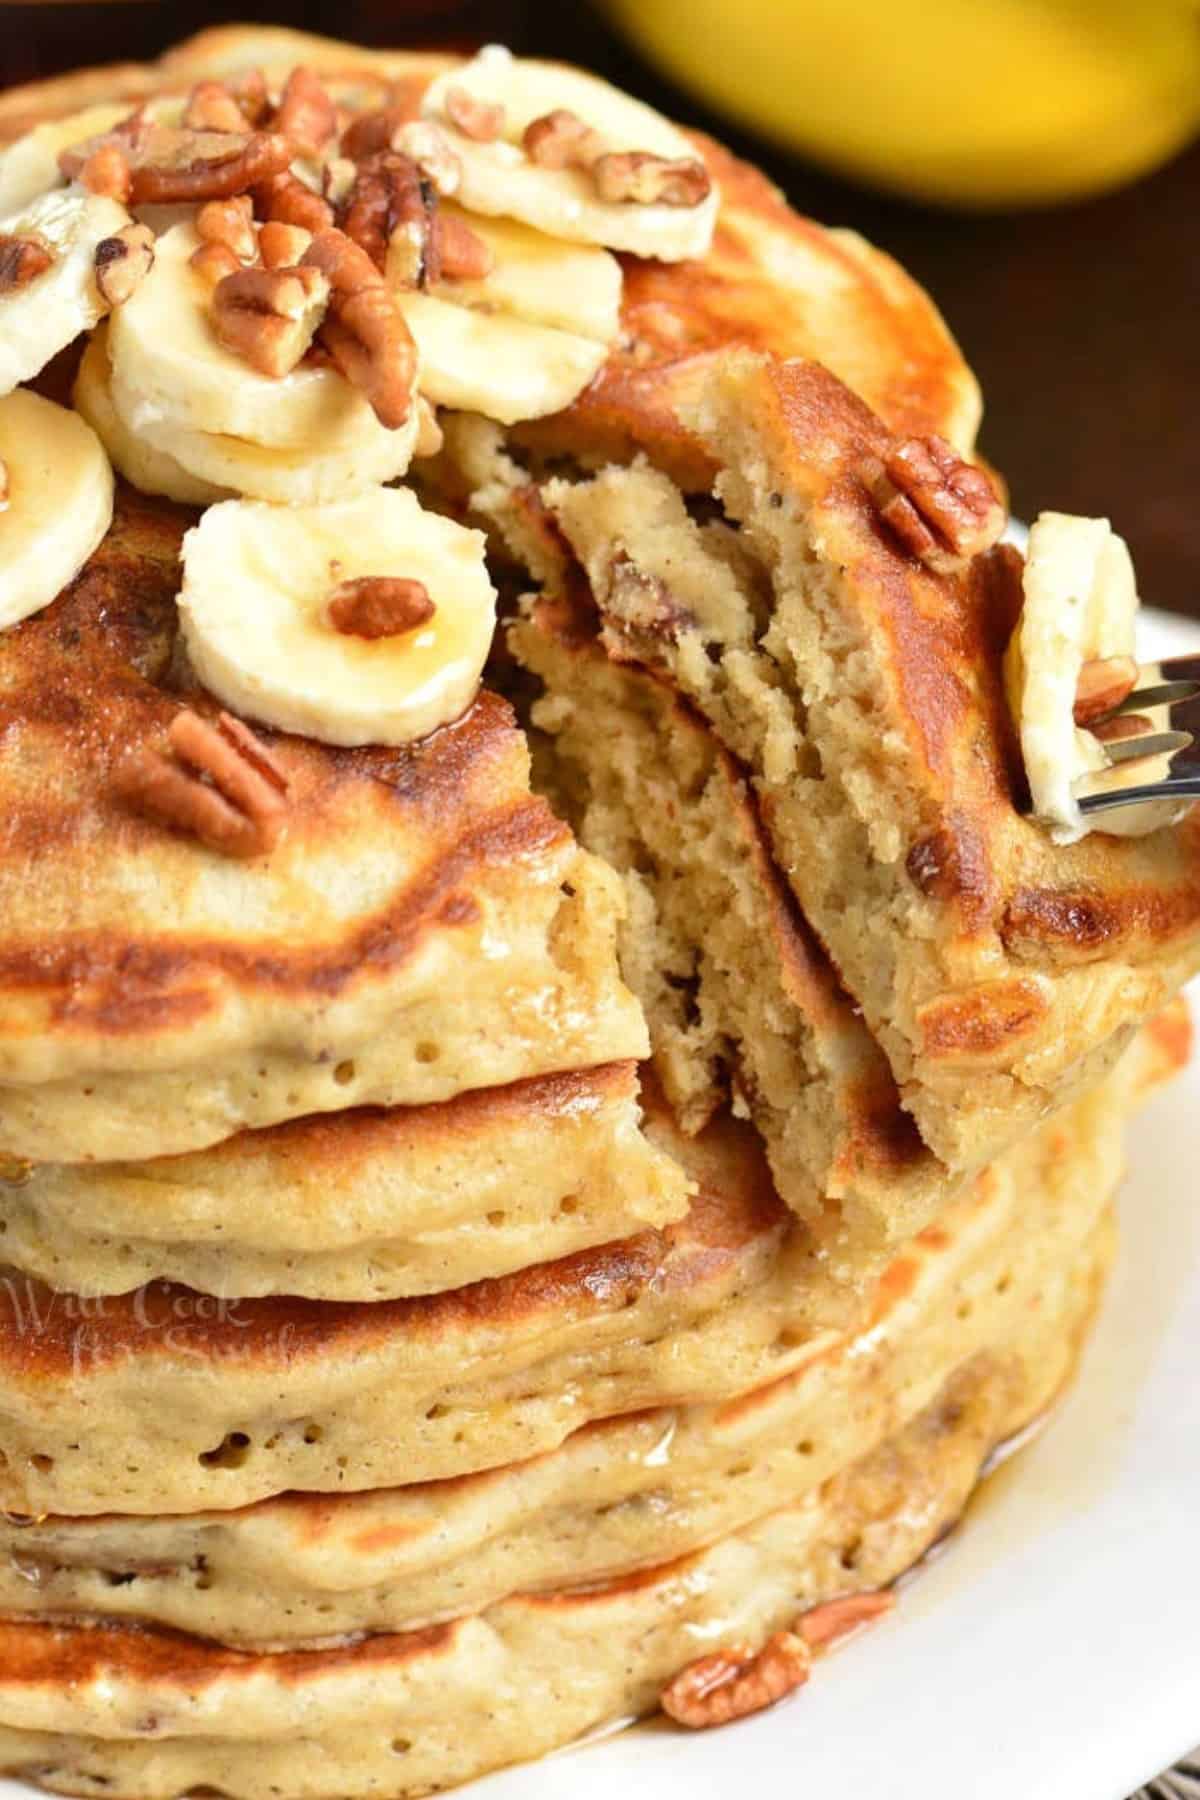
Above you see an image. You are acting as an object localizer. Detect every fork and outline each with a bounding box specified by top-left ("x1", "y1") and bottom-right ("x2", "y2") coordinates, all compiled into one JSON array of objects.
[{"x1": 1074, "y1": 653, "x2": 1200, "y2": 819}]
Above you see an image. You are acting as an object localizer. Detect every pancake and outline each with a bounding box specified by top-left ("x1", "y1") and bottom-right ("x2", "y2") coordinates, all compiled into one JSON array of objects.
[
  {"x1": 0, "y1": 1065, "x2": 690, "y2": 1301},
  {"x1": 0, "y1": 1004, "x2": 1176, "y2": 1648},
  {"x1": 0, "y1": 487, "x2": 646, "y2": 1165},
  {"x1": 523, "y1": 410, "x2": 1200, "y2": 1170},
  {"x1": 0, "y1": 1333, "x2": 1108, "y2": 1800},
  {"x1": 0, "y1": 1084, "x2": 803, "y2": 1518},
  {"x1": 511, "y1": 129, "x2": 981, "y2": 488},
  {"x1": 514, "y1": 581, "x2": 941, "y2": 1248},
  {"x1": 0, "y1": 1005, "x2": 1179, "y2": 1524}
]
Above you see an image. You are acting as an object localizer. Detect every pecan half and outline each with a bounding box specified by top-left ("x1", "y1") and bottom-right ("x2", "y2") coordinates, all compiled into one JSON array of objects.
[
  {"x1": 93, "y1": 223, "x2": 155, "y2": 307},
  {"x1": 796, "y1": 1589, "x2": 895, "y2": 1649},
  {"x1": 869, "y1": 435, "x2": 1005, "y2": 574},
  {"x1": 76, "y1": 142, "x2": 132, "y2": 201},
  {"x1": 274, "y1": 66, "x2": 337, "y2": 157},
  {"x1": 118, "y1": 711, "x2": 290, "y2": 860},
  {"x1": 661, "y1": 1631, "x2": 811, "y2": 1729},
  {"x1": 592, "y1": 150, "x2": 712, "y2": 206},
  {"x1": 522, "y1": 107, "x2": 604, "y2": 170},
  {"x1": 328, "y1": 576, "x2": 435, "y2": 638},
  {"x1": 434, "y1": 211, "x2": 493, "y2": 281},
  {"x1": 1074, "y1": 654, "x2": 1139, "y2": 727},
  {"x1": 342, "y1": 151, "x2": 434, "y2": 275},
  {"x1": 253, "y1": 170, "x2": 335, "y2": 234},
  {"x1": 340, "y1": 101, "x2": 419, "y2": 162},
  {"x1": 0, "y1": 234, "x2": 52, "y2": 292},
  {"x1": 64, "y1": 125, "x2": 293, "y2": 206},
  {"x1": 211, "y1": 264, "x2": 330, "y2": 378},
  {"x1": 183, "y1": 81, "x2": 251, "y2": 135},
  {"x1": 302, "y1": 227, "x2": 417, "y2": 428},
  {"x1": 195, "y1": 194, "x2": 257, "y2": 263},
  {"x1": 443, "y1": 83, "x2": 505, "y2": 142}
]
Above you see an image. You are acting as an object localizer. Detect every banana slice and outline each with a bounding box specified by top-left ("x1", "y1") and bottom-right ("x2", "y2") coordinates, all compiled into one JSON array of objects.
[
  {"x1": 179, "y1": 488, "x2": 496, "y2": 747},
  {"x1": 109, "y1": 222, "x2": 394, "y2": 452},
  {"x1": 421, "y1": 49, "x2": 717, "y2": 260},
  {"x1": 0, "y1": 388, "x2": 114, "y2": 631},
  {"x1": 393, "y1": 205, "x2": 619, "y2": 423},
  {"x1": 1005, "y1": 510, "x2": 1147, "y2": 842},
  {"x1": 0, "y1": 186, "x2": 131, "y2": 394},
  {"x1": 74, "y1": 327, "x2": 230, "y2": 506}
]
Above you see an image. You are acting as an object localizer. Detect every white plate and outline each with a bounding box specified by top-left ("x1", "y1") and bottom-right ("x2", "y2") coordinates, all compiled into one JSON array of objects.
[
  {"x1": 1, "y1": 621, "x2": 1196, "y2": 1800},
  {"x1": 473, "y1": 608, "x2": 1200, "y2": 1800}
]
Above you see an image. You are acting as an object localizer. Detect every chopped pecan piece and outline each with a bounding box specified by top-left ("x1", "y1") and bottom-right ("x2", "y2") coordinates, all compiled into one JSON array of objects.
[
  {"x1": 523, "y1": 107, "x2": 604, "y2": 169},
  {"x1": 1074, "y1": 654, "x2": 1139, "y2": 727},
  {"x1": 93, "y1": 223, "x2": 155, "y2": 307},
  {"x1": 183, "y1": 81, "x2": 251, "y2": 135},
  {"x1": 76, "y1": 142, "x2": 132, "y2": 202},
  {"x1": 661, "y1": 1631, "x2": 811, "y2": 1729},
  {"x1": 196, "y1": 194, "x2": 257, "y2": 263},
  {"x1": 442, "y1": 83, "x2": 505, "y2": 142},
  {"x1": 274, "y1": 65, "x2": 337, "y2": 156},
  {"x1": 342, "y1": 151, "x2": 434, "y2": 276},
  {"x1": 118, "y1": 710, "x2": 290, "y2": 860},
  {"x1": 391, "y1": 121, "x2": 461, "y2": 196},
  {"x1": 796, "y1": 1589, "x2": 895, "y2": 1649},
  {"x1": 258, "y1": 220, "x2": 312, "y2": 270},
  {"x1": 190, "y1": 240, "x2": 242, "y2": 289},
  {"x1": 302, "y1": 226, "x2": 417, "y2": 428},
  {"x1": 253, "y1": 169, "x2": 335, "y2": 233},
  {"x1": 231, "y1": 68, "x2": 271, "y2": 128},
  {"x1": 1091, "y1": 710, "x2": 1152, "y2": 745},
  {"x1": 869, "y1": 435, "x2": 1006, "y2": 574},
  {"x1": 211, "y1": 264, "x2": 330, "y2": 378},
  {"x1": 64, "y1": 125, "x2": 293, "y2": 206},
  {"x1": 0, "y1": 234, "x2": 52, "y2": 292},
  {"x1": 338, "y1": 78, "x2": 427, "y2": 160},
  {"x1": 322, "y1": 156, "x2": 357, "y2": 207},
  {"x1": 434, "y1": 211, "x2": 493, "y2": 281},
  {"x1": 328, "y1": 576, "x2": 435, "y2": 638},
  {"x1": 592, "y1": 150, "x2": 712, "y2": 206}
]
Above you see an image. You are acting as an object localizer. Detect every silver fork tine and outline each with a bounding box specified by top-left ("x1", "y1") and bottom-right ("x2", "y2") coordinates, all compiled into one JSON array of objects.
[{"x1": 1074, "y1": 653, "x2": 1200, "y2": 818}]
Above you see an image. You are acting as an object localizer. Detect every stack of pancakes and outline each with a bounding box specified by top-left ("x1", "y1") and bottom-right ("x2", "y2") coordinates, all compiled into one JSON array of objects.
[{"x1": 0, "y1": 24, "x2": 1196, "y2": 1800}]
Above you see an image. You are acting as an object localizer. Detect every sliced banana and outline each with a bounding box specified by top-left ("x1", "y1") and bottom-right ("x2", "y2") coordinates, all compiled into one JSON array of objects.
[
  {"x1": 422, "y1": 49, "x2": 717, "y2": 260},
  {"x1": 109, "y1": 222, "x2": 392, "y2": 452},
  {"x1": 0, "y1": 388, "x2": 114, "y2": 631},
  {"x1": 392, "y1": 205, "x2": 619, "y2": 424},
  {"x1": 74, "y1": 327, "x2": 230, "y2": 506},
  {"x1": 0, "y1": 186, "x2": 130, "y2": 394},
  {"x1": 1005, "y1": 510, "x2": 1151, "y2": 843},
  {"x1": 0, "y1": 102, "x2": 132, "y2": 213},
  {"x1": 179, "y1": 488, "x2": 496, "y2": 747}
]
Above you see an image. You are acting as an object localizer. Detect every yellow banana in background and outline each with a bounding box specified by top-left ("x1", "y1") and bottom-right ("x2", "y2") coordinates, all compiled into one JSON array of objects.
[{"x1": 604, "y1": 0, "x2": 1200, "y2": 207}]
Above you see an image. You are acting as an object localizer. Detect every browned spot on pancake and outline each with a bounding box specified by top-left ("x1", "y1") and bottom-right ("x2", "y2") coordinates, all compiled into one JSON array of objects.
[
  {"x1": 0, "y1": 1614, "x2": 458, "y2": 1687},
  {"x1": 914, "y1": 1224, "x2": 951, "y2": 1251},
  {"x1": 863, "y1": 1255, "x2": 919, "y2": 1328},
  {"x1": 163, "y1": 1062, "x2": 637, "y2": 1181},
  {"x1": 520, "y1": 1549, "x2": 701, "y2": 1608},
  {"x1": 905, "y1": 813, "x2": 991, "y2": 929},
  {"x1": 917, "y1": 978, "x2": 1049, "y2": 1062}
]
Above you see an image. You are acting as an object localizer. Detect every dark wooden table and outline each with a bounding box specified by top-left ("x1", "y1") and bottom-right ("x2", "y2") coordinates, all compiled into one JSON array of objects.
[{"x1": 3, "y1": 0, "x2": 1197, "y2": 616}]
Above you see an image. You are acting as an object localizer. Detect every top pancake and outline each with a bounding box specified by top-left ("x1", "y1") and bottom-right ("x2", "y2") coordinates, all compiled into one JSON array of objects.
[
  {"x1": 0, "y1": 485, "x2": 645, "y2": 1163},
  {"x1": 527, "y1": 389, "x2": 1200, "y2": 1171},
  {"x1": 515, "y1": 130, "x2": 981, "y2": 487}
]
